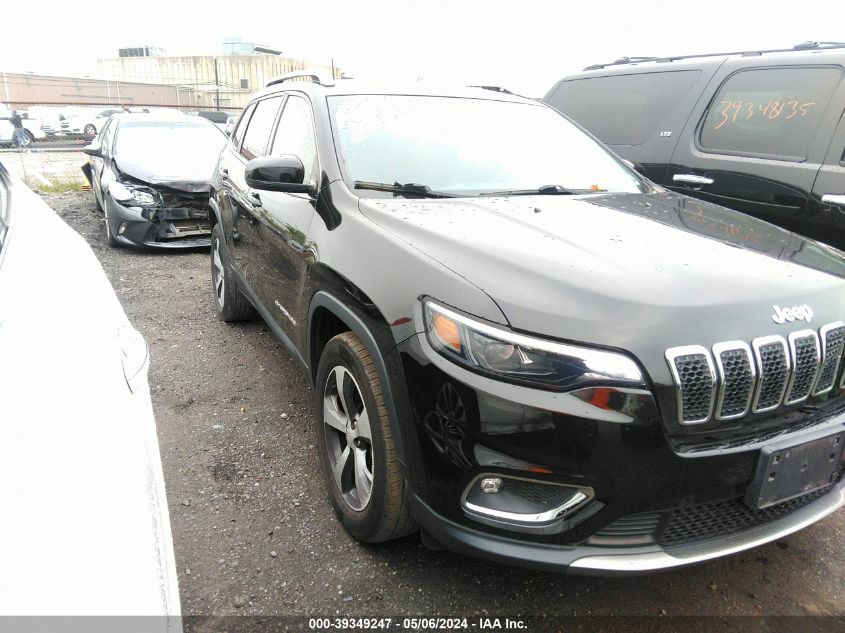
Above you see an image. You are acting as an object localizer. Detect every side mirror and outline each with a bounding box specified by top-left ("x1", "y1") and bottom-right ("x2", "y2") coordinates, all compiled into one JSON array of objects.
[
  {"x1": 82, "y1": 142, "x2": 103, "y2": 158},
  {"x1": 245, "y1": 155, "x2": 314, "y2": 194}
]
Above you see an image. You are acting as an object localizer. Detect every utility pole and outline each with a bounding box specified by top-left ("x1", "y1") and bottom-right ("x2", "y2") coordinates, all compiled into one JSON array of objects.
[{"x1": 214, "y1": 58, "x2": 220, "y2": 108}]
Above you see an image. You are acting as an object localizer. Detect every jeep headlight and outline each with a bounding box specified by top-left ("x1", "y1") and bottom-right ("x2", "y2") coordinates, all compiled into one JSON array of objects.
[
  {"x1": 422, "y1": 299, "x2": 645, "y2": 391},
  {"x1": 109, "y1": 181, "x2": 159, "y2": 206}
]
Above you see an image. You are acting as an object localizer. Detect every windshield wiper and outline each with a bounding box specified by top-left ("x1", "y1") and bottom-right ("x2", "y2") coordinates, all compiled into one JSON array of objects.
[
  {"x1": 478, "y1": 184, "x2": 587, "y2": 197},
  {"x1": 353, "y1": 180, "x2": 458, "y2": 198}
]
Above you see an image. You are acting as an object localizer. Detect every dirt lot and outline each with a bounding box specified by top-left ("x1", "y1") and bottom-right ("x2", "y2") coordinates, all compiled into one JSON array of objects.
[{"x1": 47, "y1": 190, "x2": 845, "y2": 622}]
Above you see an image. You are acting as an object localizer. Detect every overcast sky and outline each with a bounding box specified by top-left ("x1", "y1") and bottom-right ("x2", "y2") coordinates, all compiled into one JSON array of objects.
[{"x1": 3, "y1": 0, "x2": 843, "y2": 96}]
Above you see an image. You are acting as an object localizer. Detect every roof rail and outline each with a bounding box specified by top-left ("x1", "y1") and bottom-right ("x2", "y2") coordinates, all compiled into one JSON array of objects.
[
  {"x1": 468, "y1": 85, "x2": 514, "y2": 95},
  {"x1": 266, "y1": 70, "x2": 335, "y2": 88},
  {"x1": 584, "y1": 41, "x2": 845, "y2": 71}
]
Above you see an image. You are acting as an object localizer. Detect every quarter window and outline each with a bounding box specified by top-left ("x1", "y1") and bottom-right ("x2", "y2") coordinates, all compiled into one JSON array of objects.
[
  {"x1": 231, "y1": 102, "x2": 254, "y2": 150},
  {"x1": 270, "y1": 96, "x2": 318, "y2": 183},
  {"x1": 99, "y1": 120, "x2": 115, "y2": 156},
  {"x1": 700, "y1": 67, "x2": 842, "y2": 160},
  {"x1": 546, "y1": 71, "x2": 701, "y2": 146},
  {"x1": 241, "y1": 97, "x2": 283, "y2": 159}
]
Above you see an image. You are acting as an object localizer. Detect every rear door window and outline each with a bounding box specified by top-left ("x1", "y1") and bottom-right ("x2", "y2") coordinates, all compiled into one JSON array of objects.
[
  {"x1": 699, "y1": 66, "x2": 843, "y2": 160},
  {"x1": 241, "y1": 96, "x2": 283, "y2": 160},
  {"x1": 547, "y1": 71, "x2": 701, "y2": 145}
]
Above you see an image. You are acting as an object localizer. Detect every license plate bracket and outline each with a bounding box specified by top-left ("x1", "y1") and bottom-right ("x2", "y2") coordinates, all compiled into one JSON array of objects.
[{"x1": 746, "y1": 427, "x2": 845, "y2": 510}]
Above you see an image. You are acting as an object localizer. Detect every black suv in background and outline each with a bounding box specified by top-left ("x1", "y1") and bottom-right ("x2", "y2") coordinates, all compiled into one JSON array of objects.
[
  {"x1": 544, "y1": 42, "x2": 845, "y2": 247},
  {"x1": 209, "y1": 71, "x2": 845, "y2": 574}
]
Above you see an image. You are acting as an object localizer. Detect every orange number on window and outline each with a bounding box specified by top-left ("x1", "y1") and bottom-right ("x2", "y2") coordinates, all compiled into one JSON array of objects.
[
  {"x1": 731, "y1": 100, "x2": 742, "y2": 122},
  {"x1": 714, "y1": 101, "x2": 733, "y2": 130},
  {"x1": 769, "y1": 101, "x2": 784, "y2": 119},
  {"x1": 785, "y1": 100, "x2": 799, "y2": 119},
  {"x1": 799, "y1": 101, "x2": 815, "y2": 116},
  {"x1": 759, "y1": 101, "x2": 772, "y2": 116},
  {"x1": 745, "y1": 102, "x2": 754, "y2": 119}
]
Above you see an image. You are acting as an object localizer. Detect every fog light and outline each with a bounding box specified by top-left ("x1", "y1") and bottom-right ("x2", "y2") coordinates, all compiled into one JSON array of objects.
[
  {"x1": 118, "y1": 222, "x2": 128, "y2": 235},
  {"x1": 461, "y1": 473, "x2": 595, "y2": 535},
  {"x1": 480, "y1": 477, "x2": 503, "y2": 493}
]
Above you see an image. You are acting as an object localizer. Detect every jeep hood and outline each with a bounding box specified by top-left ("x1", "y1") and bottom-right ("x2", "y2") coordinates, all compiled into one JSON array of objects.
[{"x1": 359, "y1": 191, "x2": 845, "y2": 381}]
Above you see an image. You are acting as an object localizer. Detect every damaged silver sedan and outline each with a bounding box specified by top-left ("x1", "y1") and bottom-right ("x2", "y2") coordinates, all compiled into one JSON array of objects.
[{"x1": 82, "y1": 112, "x2": 226, "y2": 248}]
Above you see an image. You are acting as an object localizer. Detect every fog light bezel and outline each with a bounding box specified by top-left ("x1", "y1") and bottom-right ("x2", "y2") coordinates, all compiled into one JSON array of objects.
[{"x1": 460, "y1": 473, "x2": 597, "y2": 535}]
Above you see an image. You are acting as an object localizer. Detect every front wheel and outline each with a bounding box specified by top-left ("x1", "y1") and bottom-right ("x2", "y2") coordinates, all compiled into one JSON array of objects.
[
  {"x1": 103, "y1": 201, "x2": 120, "y2": 247},
  {"x1": 315, "y1": 332, "x2": 416, "y2": 542},
  {"x1": 83, "y1": 124, "x2": 97, "y2": 137}
]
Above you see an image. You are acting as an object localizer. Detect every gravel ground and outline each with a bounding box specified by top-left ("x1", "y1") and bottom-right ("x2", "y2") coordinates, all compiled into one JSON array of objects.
[{"x1": 46, "y1": 190, "x2": 845, "y2": 622}]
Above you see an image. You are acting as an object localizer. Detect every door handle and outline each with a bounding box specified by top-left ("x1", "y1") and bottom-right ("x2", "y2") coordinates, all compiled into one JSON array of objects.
[
  {"x1": 673, "y1": 174, "x2": 714, "y2": 186},
  {"x1": 249, "y1": 192, "x2": 262, "y2": 208},
  {"x1": 821, "y1": 193, "x2": 845, "y2": 207}
]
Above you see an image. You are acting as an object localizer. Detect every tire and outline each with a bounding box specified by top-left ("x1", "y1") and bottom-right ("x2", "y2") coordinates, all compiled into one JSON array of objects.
[
  {"x1": 93, "y1": 186, "x2": 103, "y2": 213},
  {"x1": 103, "y1": 200, "x2": 120, "y2": 247},
  {"x1": 211, "y1": 223, "x2": 255, "y2": 322},
  {"x1": 12, "y1": 129, "x2": 33, "y2": 148},
  {"x1": 315, "y1": 331, "x2": 416, "y2": 543},
  {"x1": 83, "y1": 124, "x2": 96, "y2": 138}
]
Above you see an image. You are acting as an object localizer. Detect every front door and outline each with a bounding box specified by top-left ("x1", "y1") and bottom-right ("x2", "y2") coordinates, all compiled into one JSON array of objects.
[
  {"x1": 809, "y1": 104, "x2": 845, "y2": 248},
  {"x1": 92, "y1": 119, "x2": 115, "y2": 207}
]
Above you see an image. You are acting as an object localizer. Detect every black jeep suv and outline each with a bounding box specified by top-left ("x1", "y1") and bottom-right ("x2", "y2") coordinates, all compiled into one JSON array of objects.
[{"x1": 209, "y1": 72, "x2": 845, "y2": 574}]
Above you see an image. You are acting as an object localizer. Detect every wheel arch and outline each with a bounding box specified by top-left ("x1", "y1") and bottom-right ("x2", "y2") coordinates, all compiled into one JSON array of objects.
[{"x1": 307, "y1": 283, "x2": 425, "y2": 494}]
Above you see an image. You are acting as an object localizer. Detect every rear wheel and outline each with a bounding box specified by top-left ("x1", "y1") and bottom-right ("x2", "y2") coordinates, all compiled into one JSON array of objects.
[
  {"x1": 315, "y1": 332, "x2": 416, "y2": 542},
  {"x1": 211, "y1": 223, "x2": 255, "y2": 322},
  {"x1": 83, "y1": 124, "x2": 96, "y2": 137},
  {"x1": 12, "y1": 129, "x2": 33, "y2": 148}
]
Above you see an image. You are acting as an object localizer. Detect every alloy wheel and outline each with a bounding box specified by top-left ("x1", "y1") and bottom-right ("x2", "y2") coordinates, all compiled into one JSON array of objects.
[
  {"x1": 322, "y1": 366, "x2": 374, "y2": 511},
  {"x1": 212, "y1": 238, "x2": 225, "y2": 309}
]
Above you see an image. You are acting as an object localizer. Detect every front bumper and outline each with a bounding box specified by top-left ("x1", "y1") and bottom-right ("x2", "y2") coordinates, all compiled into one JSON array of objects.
[
  {"x1": 395, "y1": 332, "x2": 845, "y2": 574},
  {"x1": 107, "y1": 196, "x2": 211, "y2": 249},
  {"x1": 413, "y1": 479, "x2": 845, "y2": 575}
]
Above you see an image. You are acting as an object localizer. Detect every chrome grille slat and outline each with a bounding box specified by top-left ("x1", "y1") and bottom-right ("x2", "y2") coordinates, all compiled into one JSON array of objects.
[
  {"x1": 751, "y1": 336, "x2": 790, "y2": 413},
  {"x1": 665, "y1": 346, "x2": 716, "y2": 425},
  {"x1": 784, "y1": 330, "x2": 821, "y2": 404},
  {"x1": 712, "y1": 342, "x2": 755, "y2": 420},
  {"x1": 815, "y1": 322, "x2": 845, "y2": 395}
]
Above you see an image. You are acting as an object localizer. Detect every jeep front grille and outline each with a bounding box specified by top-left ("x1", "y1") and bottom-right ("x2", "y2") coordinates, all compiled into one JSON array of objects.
[{"x1": 667, "y1": 323, "x2": 843, "y2": 424}]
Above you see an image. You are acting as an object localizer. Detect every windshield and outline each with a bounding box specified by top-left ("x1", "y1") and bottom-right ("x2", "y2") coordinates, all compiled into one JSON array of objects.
[
  {"x1": 329, "y1": 95, "x2": 644, "y2": 196},
  {"x1": 115, "y1": 120, "x2": 226, "y2": 156}
]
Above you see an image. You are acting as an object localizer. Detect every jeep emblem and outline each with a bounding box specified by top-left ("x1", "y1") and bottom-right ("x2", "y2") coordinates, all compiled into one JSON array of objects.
[{"x1": 771, "y1": 304, "x2": 813, "y2": 324}]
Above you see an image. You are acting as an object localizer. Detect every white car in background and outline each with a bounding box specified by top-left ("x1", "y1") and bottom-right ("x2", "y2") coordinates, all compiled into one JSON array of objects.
[
  {"x1": 0, "y1": 162, "x2": 181, "y2": 625},
  {"x1": 61, "y1": 106, "x2": 124, "y2": 138}
]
